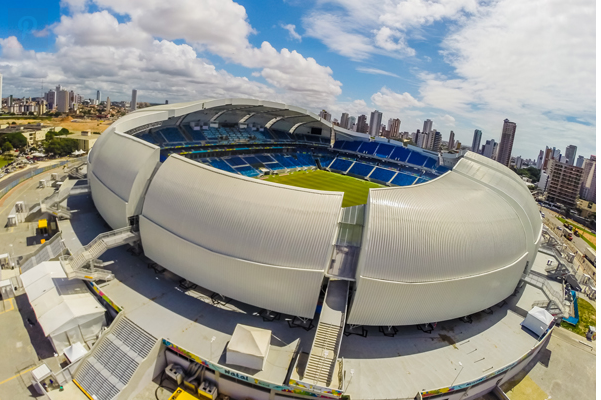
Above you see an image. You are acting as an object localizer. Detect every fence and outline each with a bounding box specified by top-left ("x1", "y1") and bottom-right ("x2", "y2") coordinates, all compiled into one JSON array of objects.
[{"x1": 0, "y1": 157, "x2": 87, "y2": 201}]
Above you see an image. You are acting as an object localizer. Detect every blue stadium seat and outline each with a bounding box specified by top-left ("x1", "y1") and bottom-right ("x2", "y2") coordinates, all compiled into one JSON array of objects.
[
  {"x1": 270, "y1": 129, "x2": 292, "y2": 141},
  {"x1": 330, "y1": 158, "x2": 354, "y2": 173},
  {"x1": 436, "y1": 165, "x2": 450, "y2": 174},
  {"x1": 242, "y1": 156, "x2": 262, "y2": 165},
  {"x1": 341, "y1": 141, "x2": 362, "y2": 152},
  {"x1": 265, "y1": 162, "x2": 285, "y2": 171},
  {"x1": 296, "y1": 153, "x2": 317, "y2": 167},
  {"x1": 333, "y1": 141, "x2": 345, "y2": 149},
  {"x1": 357, "y1": 142, "x2": 379, "y2": 155},
  {"x1": 348, "y1": 162, "x2": 374, "y2": 178},
  {"x1": 390, "y1": 146, "x2": 411, "y2": 162},
  {"x1": 226, "y1": 156, "x2": 247, "y2": 167},
  {"x1": 370, "y1": 167, "x2": 396, "y2": 183},
  {"x1": 256, "y1": 154, "x2": 275, "y2": 163},
  {"x1": 423, "y1": 157, "x2": 437, "y2": 169},
  {"x1": 391, "y1": 173, "x2": 418, "y2": 186},
  {"x1": 407, "y1": 152, "x2": 428, "y2": 167},
  {"x1": 317, "y1": 156, "x2": 335, "y2": 168},
  {"x1": 209, "y1": 159, "x2": 238, "y2": 174},
  {"x1": 235, "y1": 165, "x2": 260, "y2": 177},
  {"x1": 181, "y1": 124, "x2": 207, "y2": 142},
  {"x1": 155, "y1": 127, "x2": 186, "y2": 143},
  {"x1": 305, "y1": 135, "x2": 321, "y2": 143},
  {"x1": 273, "y1": 154, "x2": 297, "y2": 168},
  {"x1": 422, "y1": 172, "x2": 438, "y2": 180},
  {"x1": 375, "y1": 144, "x2": 394, "y2": 158},
  {"x1": 137, "y1": 132, "x2": 156, "y2": 144},
  {"x1": 414, "y1": 177, "x2": 429, "y2": 184}
]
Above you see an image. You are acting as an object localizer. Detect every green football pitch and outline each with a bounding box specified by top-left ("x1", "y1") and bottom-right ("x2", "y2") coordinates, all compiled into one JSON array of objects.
[{"x1": 263, "y1": 169, "x2": 383, "y2": 207}]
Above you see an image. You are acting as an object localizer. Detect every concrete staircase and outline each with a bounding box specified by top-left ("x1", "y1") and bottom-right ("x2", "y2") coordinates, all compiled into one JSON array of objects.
[
  {"x1": 521, "y1": 271, "x2": 567, "y2": 317},
  {"x1": 74, "y1": 315, "x2": 158, "y2": 400},
  {"x1": 60, "y1": 227, "x2": 140, "y2": 281},
  {"x1": 303, "y1": 279, "x2": 349, "y2": 387}
]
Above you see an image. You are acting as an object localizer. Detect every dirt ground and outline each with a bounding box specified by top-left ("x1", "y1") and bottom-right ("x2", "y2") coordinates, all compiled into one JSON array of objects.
[{"x1": 1, "y1": 117, "x2": 113, "y2": 133}]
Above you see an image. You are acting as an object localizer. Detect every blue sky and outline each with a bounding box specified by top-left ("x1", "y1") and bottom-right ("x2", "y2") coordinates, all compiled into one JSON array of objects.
[{"x1": 0, "y1": 0, "x2": 595, "y2": 160}]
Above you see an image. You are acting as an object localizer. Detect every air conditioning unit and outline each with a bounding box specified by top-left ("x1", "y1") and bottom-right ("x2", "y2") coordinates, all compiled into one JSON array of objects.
[
  {"x1": 165, "y1": 364, "x2": 184, "y2": 385},
  {"x1": 198, "y1": 380, "x2": 218, "y2": 400}
]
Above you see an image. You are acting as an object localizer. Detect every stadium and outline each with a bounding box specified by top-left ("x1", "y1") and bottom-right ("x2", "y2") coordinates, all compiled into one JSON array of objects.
[{"x1": 21, "y1": 99, "x2": 560, "y2": 400}]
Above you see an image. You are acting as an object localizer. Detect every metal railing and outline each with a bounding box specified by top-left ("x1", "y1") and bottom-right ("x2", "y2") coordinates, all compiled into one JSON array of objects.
[{"x1": 16, "y1": 232, "x2": 65, "y2": 273}]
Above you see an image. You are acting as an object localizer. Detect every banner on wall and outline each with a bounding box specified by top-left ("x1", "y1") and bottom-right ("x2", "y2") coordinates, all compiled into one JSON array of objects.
[{"x1": 88, "y1": 282, "x2": 122, "y2": 313}]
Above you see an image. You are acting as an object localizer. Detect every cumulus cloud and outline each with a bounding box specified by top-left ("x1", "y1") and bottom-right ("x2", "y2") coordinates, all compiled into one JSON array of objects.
[
  {"x1": 371, "y1": 87, "x2": 424, "y2": 111},
  {"x1": 356, "y1": 67, "x2": 400, "y2": 78},
  {"x1": 281, "y1": 24, "x2": 302, "y2": 41}
]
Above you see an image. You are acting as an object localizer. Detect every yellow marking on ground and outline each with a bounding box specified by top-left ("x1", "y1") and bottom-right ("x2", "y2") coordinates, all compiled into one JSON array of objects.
[
  {"x1": 0, "y1": 299, "x2": 14, "y2": 315},
  {"x1": 0, "y1": 366, "x2": 37, "y2": 386},
  {"x1": 505, "y1": 376, "x2": 549, "y2": 400}
]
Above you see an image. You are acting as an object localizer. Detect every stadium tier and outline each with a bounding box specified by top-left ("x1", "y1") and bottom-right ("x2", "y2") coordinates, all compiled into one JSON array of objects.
[
  {"x1": 348, "y1": 162, "x2": 375, "y2": 178},
  {"x1": 369, "y1": 167, "x2": 396, "y2": 183},
  {"x1": 329, "y1": 158, "x2": 354, "y2": 173}
]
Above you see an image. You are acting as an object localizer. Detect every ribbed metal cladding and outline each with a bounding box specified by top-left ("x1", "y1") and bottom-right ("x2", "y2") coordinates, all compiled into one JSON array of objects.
[
  {"x1": 90, "y1": 131, "x2": 159, "y2": 202},
  {"x1": 454, "y1": 156, "x2": 542, "y2": 242},
  {"x1": 89, "y1": 170, "x2": 128, "y2": 229},
  {"x1": 140, "y1": 216, "x2": 323, "y2": 318},
  {"x1": 359, "y1": 172, "x2": 528, "y2": 283},
  {"x1": 347, "y1": 253, "x2": 527, "y2": 326},
  {"x1": 142, "y1": 155, "x2": 343, "y2": 271}
]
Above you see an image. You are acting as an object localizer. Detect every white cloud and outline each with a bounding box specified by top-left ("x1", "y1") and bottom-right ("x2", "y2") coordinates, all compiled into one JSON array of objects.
[
  {"x1": 371, "y1": 87, "x2": 424, "y2": 111},
  {"x1": 281, "y1": 23, "x2": 302, "y2": 41},
  {"x1": 356, "y1": 67, "x2": 400, "y2": 78},
  {"x1": 439, "y1": 114, "x2": 456, "y2": 127}
]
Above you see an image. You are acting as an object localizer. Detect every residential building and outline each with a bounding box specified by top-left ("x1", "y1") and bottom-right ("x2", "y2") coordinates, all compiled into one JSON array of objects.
[
  {"x1": 131, "y1": 89, "x2": 138, "y2": 111},
  {"x1": 0, "y1": 123, "x2": 58, "y2": 146},
  {"x1": 576, "y1": 155, "x2": 585, "y2": 168},
  {"x1": 538, "y1": 171, "x2": 549, "y2": 192},
  {"x1": 580, "y1": 156, "x2": 596, "y2": 202},
  {"x1": 319, "y1": 110, "x2": 331, "y2": 122},
  {"x1": 546, "y1": 159, "x2": 583, "y2": 208},
  {"x1": 543, "y1": 147, "x2": 554, "y2": 170},
  {"x1": 482, "y1": 139, "x2": 496, "y2": 159},
  {"x1": 471, "y1": 129, "x2": 482, "y2": 153},
  {"x1": 57, "y1": 90, "x2": 69, "y2": 113},
  {"x1": 368, "y1": 110, "x2": 382, "y2": 137},
  {"x1": 497, "y1": 119, "x2": 517, "y2": 167},
  {"x1": 97, "y1": 90, "x2": 101, "y2": 102},
  {"x1": 448, "y1": 131, "x2": 455, "y2": 151},
  {"x1": 340, "y1": 113, "x2": 349, "y2": 129},
  {"x1": 356, "y1": 115, "x2": 368, "y2": 133},
  {"x1": 56, "y1": 131, "x2": 98, "y2": 152},
  {"x1": 106, "y1": 97, "x2": 111, "y2": 112},
  {"x1": 45, "y1": 90, "x2": 56, "y2": 110},
  {"x1": 515, "y1": 156, "x2": 523, "y2": 170},
  {"x1": 431, "y1": 131, "x2": 442, "y2": 152},
  {"x1": 349, "y1": 116, "x2": 356, "y2": 131},
  {"x1": 416, "y1": 132, "x2": 427, "y2": 148},
  {"x1": 536, "y1": 150, "x2": 544, "y2": 169},
  {"x1": 390, "y1": 118, "x2": 401, "y2": 138},
  {"x1": 422, "y1": 119, "x2": 433, "y2": 136},
  {"x1": 565, "y1": 145, "x2": 577, "y2": 166},
  {"x1": 69, "y1": 90, "x2": 75, "y2": 109}
]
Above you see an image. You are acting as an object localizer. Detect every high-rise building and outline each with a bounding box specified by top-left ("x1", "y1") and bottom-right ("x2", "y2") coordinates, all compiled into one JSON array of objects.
[
  {"x1": 369, "y1": 110, "x2": 382, "y2": 137},
  {"x1": 422, "y1": 119, "x2": 433, "y2": 136},
  {"x1": 542, "y1": 147, "x2": 554, "y2": 170},
  {"x1": 319, "y1": 110, "x2": 331, "y2": 122},
  {"x1": 497, "y1": 119, "x2": 516, "y2": 167},
  {"x1": 97, "y1": 90, "x2": 101, "y2": 102},
  {"x1": 482, "y1": 139, "x2": 496, "y2": 159},
  {"x1": 471, "y1": 129, "x2": 482, "y2": 153},
  {"x1": 340, "y1": 113, "x2": 349, "y2": 129},
  {"x1": 386, "y1": 118, "x2": 393, "y2": 131},
  {"x1": 546, "y1": 159, "x2": 584, "y2": 208},
  {"x1": 448, "y1": 131, "x2": 455, "y2": 151},
  {"x1": 416, "y1": 132, "x2": 427, "y2": 148},
  {"x1": 45, "y1": 90, "x2": 56, "y2": 110},
  {"x1": 456, "y1": 141, "x2": 462, "y2": 150},
  {"x1": 576, "y1": 155, "x2": 585, "y2": 168},
  {"x1": 106, "y1": 97, "x2": 111, "y2": 112},
  {"x1": 0, "y1": 73, "x2": 2, "y2": 110},
  {"x1": 349, "y1": 116, "x2": 356, "y2": 131},
  {"x1": 580, "y1": 156, "x2": 596, "y2": 202},
  {"x1": 565, "y1": 145, "x2": 577, "y2": 166},
  {"x1": 515, "y1": 156, "x2": 523, "y2": 170},
  {"x1": 356, "y1": 115, "x2": 368, "y2": 133},
  {"x1": 57, "y1": 90, "x2": 69, "y2": 113},
  {"x1": 536, "y1": 150, "x2": 544, "y2": 169},
  {"x1": 538, "y1": 171, "x2": 549, "y2": 192},
  {"x1": 431, "y1": 131, "x2": 442, "y2": 152},
  {"x1": 390, "y1": 118, "x2": 401, "y2": 138},
  {"x1": 131, "y1": 89, "x2": 138, "y2": 111}
]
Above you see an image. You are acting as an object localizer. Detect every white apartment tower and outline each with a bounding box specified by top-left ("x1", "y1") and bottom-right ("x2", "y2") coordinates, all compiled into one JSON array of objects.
[
  {"x1": 131, "y1": 89, "x2": 138, "y2": 111},
  {"x1": 369, "y1": 110, "x2": 382, "y2": 137}
]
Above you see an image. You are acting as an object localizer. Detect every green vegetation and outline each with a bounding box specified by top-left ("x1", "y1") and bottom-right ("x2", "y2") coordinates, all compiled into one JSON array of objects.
[
  {"x1": 263, "y1": 170, "x2": 383, "y2": 207},
  {"x1": 561, "y1": 297, "x2": 596, "y2": 337},
  {"x1": 556, "y1": 216, "x2": 595, "y2": 237},
  {"x1": 45, "y1": 128, "x2": 71, "y2": 141},
  {"x1": 43, "y1": 138, "x2": 79, "y2": 157},
  {"x1": 0, "y1": 157, "x2": 10, "y2": 168},
  {"x1": 0, "y1": 132, "x2": 28, "y2": 150},
  {"x1": 515, "y1": 166, "x2": 541, "y2": 183},
  {"x1": 2, "y1": 142, "x2": 13, "y2": 153}
]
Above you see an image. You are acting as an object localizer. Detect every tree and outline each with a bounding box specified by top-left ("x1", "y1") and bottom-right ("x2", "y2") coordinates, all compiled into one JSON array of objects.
[
  {"x1": 2, "y1": 142, "x2": 13, "y2": 153},
  {"x1": 43, "y1": 138, "x2": 79, "y2": 157},
  {"x1": 57, "y1": 128, "x2": 70, "y2": 136},
  {"x1": 1, "y1": 132, "x2": 28, "y2": 149}
]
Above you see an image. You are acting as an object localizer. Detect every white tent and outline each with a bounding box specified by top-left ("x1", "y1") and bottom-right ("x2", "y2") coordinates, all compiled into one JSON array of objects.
[
  {"x1": 226, "y1": 324, "x2": 271, "y2": 371},
  {"x1": 522, "y1": 306, "x2": 554, "y2": 337},
  {"x1": 31, "y1": 152, "x2": 46, "y2": 157},
  {"x1": 21, "y1": 261, "x2": 106, "y2": 354}
]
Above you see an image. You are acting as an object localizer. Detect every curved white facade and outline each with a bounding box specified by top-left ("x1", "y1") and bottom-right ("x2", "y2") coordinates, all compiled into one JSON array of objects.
[{"x1": 88, "y1": 99, "x2": 541, "y2": 323}]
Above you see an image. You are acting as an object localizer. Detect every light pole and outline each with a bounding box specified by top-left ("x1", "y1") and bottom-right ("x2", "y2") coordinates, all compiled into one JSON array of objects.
[
  {"x1": 450, "y1": 362, "x2": 464, "y2": 387},
  {"x1": 210, "y1": 336, "x2": 216, "y2": 360}
]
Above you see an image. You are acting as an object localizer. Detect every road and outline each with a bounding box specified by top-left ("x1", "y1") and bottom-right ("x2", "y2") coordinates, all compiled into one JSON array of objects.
[
  {"x1": 541, "y1": 206, "x2": 595, "y2": 255},
  {"x1": 0, "y1": 158, "x2": 71, "y2": 192}
]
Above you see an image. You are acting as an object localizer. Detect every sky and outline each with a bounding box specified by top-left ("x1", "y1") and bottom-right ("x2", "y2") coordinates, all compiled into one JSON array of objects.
[{"x1": 0, "y1": 0, "x2": 595, "y2": 160}]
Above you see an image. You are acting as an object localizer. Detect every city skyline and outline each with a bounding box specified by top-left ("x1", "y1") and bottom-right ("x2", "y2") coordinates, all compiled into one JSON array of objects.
[{"x1": 0, "y1": 0, "x2": 594, "y2": 158}]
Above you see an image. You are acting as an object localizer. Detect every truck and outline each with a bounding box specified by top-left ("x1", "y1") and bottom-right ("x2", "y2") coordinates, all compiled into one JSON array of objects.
[
  {"x1": 584, "y1": 247, "x2": 596, "y2": 267},
  {"x1": 563, "y1": 230, "x2": 573, "y2": 241}
]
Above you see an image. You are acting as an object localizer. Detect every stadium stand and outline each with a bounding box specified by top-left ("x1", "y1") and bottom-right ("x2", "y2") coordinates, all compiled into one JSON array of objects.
[
  {"x1": 391, "y1": 173, "x2": 418, "y2": 186},
  {"x1": 269, "y1": 129, "x2": 292, "y2": 141},
  {"x1": 156, "y1": 127, "x2": 186, "y2": 143},
  {"x1": 137, "y1": 132, "x2": 158, "y2": 144},
  {"x1": 341, "y1": 141, "x2": 362, "y2": 152},
  {"x1": 329, "y1": 158, "x2": 354, "y2": 173},
  {"x1": 369, "y1": 167, "x2": 396, "y2": 183},
  {"x1": 414, "y1": 177, "x2": 429, "y2": 184},
  {"x1": 242, "y1": 156, "x2": 262, "y2": 166},
  {"x1": 348, "y1": 162, "x2": 375, "y2": 178},
  {"x1": 436, "y1": 165, "x2": 450, "y2": 174},
  {"x1": 316, "y1": 155, "x2": 335, "y2": 169},
  {"x1": 333, "y1": 141, "x2": 345, "y2": 150},
  {"x1": 424, "y1": 157, "x2": 437, "y2": 169},
  {"x1": 389, "y1": 146, "x2": 411, "y2": 162},
  {"x1": 273, "y1": 154, "x2": 297, "y2": 169},
  {"x1": 209, "y1": 159, "x2": 238, "y2": 174},
  {"x1": 256, "y1": 154, "x2": 275, "y2": 163},
  {"x1": 375, "y1": 143, "x2": 395, "y2": 158},
  {"x1": 407, "y1": 152, "x2": 428, "y2": 167},
  {"x1": 225, "y1": 156, "x2": 247, "y2": 167},
  {"x1": 357, "y1": 142, "x2": 379, "y2": 155},
  {"x1": 296, "y1": 153, "x2": 317, "y2": 167},
  {"x1": 265, "y1": 162, "x2": 285, "y2": 171},
  {"x1": 235, "y1": 165, "x2": 260, "y2": 177}
]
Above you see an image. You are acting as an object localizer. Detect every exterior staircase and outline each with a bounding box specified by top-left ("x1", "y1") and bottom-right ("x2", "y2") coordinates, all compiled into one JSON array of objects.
[
  {"x1": 303, "y1": 279, "x2": 349, "y2": 387},
  {"x1": 73, "y1": 315, "x2": 158, "y2": 400},
  {"x1": 521, "y1": 271, "x2": 567, "y2": 317},
  {"x1": 60, "y1": 227, "x2": 140, "y2": 281}
]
